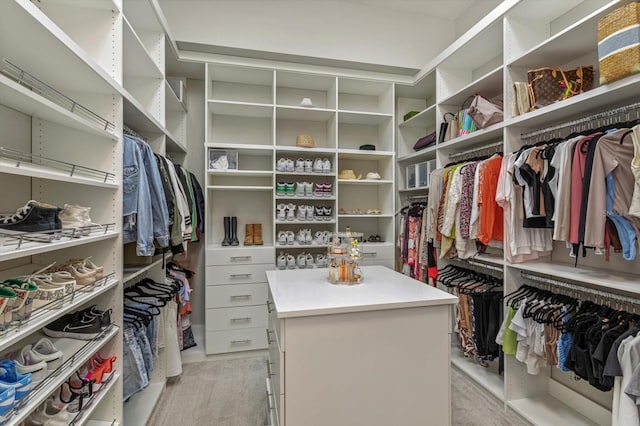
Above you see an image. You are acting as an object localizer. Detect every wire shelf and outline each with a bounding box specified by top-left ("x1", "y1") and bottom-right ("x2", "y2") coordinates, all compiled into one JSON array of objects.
[
  {"x1": 0, "y1": 223, "x2": 116, "y2": 249},
  {"x1": 1, "y1": 59, "x2": 116, "y2": 135}
]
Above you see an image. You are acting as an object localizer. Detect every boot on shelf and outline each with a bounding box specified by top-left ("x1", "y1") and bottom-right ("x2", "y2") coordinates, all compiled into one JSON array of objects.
[
  {"x1": 244, "y1": 224, "x2": 254, "y2": 246},
  {"x1": 221, "y1": 216, "x2": 231, "y2": 246},
  {"x1": 253, "y1": 224, "x2": 264, "y2": 245},
  {"x1": 229, "y1": 216, "x2": 240, "y2": 246}
]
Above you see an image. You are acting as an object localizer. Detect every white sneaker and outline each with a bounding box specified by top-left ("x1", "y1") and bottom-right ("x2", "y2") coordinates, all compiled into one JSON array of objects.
[
  {"x1": 286, "y1": 254, "x2": 296, "y2": 269},
  {"x1": 11, "y1": 346, "x2": 47, "y2": 386},
  {"x1": 304, "y1": 229, "x2": 312, "y2": 244},
  {"x1": 296, "y1": 229, "x2": 306, "y2": 245},
  {"x1": 304, "y1": 182, "x2": 314, "y2": 197},
  {"x1": 276, "y1": 204, "x2": 286, "y2": 221},
  {"x1": 297, "y1": 205, "x2": 306, "y2": 221},
  {"x1": 285, "y1": 159, "x2": 295, "y2": 172},
  {"x1": 277, "y1": 253, "x2": 286, "y2": 269},
  {"x1": 306, "y1": 206, "x2": 315, "y2": 220},
  {"x1": 305, "y1": 253, "x2": 314, "y2": 268},
  {"x1": 286, "y1": 231, "x2": 295, "y2": 245},
  {"x1": 211, "y1": 155, "x2": 229, "y2": 170},
  {"x1": 286, "y1": 204, "x2": 296, "y2": 221},
  {"x1": 323, "y1": 206, "x2": 332, "y2": 220},
  {"x1": 322, "y1": 158, "x2": 331, "y2": 173},
  {"x1": 313, "y1": 158, "x2": 323, "y2": 173},
  {"x1": 28, "y1": 398, "x2": 72, "y2": 426},
  {"x1": 276, "y1": 158, "x2": 287, "y2": 172},
  {"x1": 296, "y1": 253, "x2": 306, "y2": 268},
  {"x1": 314, "y1": 231, "x2": 324, "y2": 245},
  {"x1": 315, "y1": 254, "x2": 326, "y2": 267},
  {"x1": 31, "y1": 339, "x2": 63, "y2": 371},
  {"x1": 304, "y1": 159, "x2": 313, "y2": 173},
  {"x1": 295, "y1": 158, "x2": 305, "y2": 173},
  {"x1": 295, "y1": 183, "x2": 306, "y2": 197},
  {"x1": 278, "y1": 231, "x2": 287, "y2": 245}
]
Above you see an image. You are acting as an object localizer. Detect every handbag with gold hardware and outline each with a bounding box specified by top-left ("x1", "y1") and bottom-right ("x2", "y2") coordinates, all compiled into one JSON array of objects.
[{"x1": 527, "y1": 66, "x2": 594, "y2": 108}]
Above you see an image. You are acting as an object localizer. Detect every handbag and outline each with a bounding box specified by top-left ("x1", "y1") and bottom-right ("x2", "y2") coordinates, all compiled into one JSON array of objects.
[
  {"x1": 439, "y1": 112, "x2": 456, "y2": 142},
  {"x1": 527, "y1": 66, "x2": 594, "y2": 108},
  {"x1": 468, "y1": 94, "x2": 503, "y2": 129},
  {"x1": 458, "y1": 96, "x2": 477, "y2": 137},
  {"x1": 445, "y1": 113, "x2": 459, "y2": 141},
  {"x1": 413, "y1": 132, "x2": 437, "y2": 151},
  {"x1": 513, "y1": 82, "x2": 533, "y2": 116}
]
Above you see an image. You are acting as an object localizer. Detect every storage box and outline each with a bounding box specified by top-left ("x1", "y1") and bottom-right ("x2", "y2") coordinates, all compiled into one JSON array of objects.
[
  {"x1": 208, "y1": 149, "x2": 238, "y2": 170},
  {"x1": 598, "y1": 2, "x2": 640, "y2": 84},
  {"x1": 406, "y1": 164, "x2": 416, "y2": 189},
  {"x1": 417, "y1": 161, "x2": 430, "y2": 188}
]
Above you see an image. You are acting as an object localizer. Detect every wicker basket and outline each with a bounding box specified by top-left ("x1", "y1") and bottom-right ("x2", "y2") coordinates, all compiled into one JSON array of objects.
[{"x1": 598, "y1": 2, "x2": 640, "y2": 84}]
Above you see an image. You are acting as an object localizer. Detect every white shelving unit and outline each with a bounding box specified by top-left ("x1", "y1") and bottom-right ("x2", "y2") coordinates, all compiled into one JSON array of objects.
[{"x1": 393, "y1": 1, "x2": 639, "y2": 424}]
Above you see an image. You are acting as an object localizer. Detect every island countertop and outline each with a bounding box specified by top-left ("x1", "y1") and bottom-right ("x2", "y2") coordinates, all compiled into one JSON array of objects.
[{"x1": 266, "y1": 265, "x2": 457, "y2": 318}]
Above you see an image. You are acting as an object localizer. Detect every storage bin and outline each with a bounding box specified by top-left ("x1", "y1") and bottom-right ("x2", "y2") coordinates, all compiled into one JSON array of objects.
[
  {"x1": 406, "y1": 164, "x2": 416, "y2": 189},
  {"x1": 598, "y1": 2, "x2": 640, "y2": 84},
  {"x1": 417, "y1": 161, "x2": 430, "y2": 187},
  {"x1": 208, "y1": 149, "x2": 238, "y2": 170}
]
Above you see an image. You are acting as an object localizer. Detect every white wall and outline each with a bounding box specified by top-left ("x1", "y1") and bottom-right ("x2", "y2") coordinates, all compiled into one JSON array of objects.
[
  {"x1": 158, "y1": 0, "x2": 457, "y2": 70},
  {"x1": 454, "y1": 0, "x2": 504, "y2": 38}
]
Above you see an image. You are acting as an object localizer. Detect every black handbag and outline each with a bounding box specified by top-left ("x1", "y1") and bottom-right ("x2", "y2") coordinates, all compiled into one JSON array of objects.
[{"x1": 439, "y1": 112, "x2": 456, "y2": 142}]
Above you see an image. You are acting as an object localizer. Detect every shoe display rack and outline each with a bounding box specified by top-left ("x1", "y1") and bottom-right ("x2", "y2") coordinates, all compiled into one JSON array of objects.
[
  {"x1": 0, "y1": 0, "x2": 188, "y2": 424},
  {"x1": 204, "y1": 64, "x2": 396, "y2": 354},
  {"x1": 394, "y1": 1, "x2": 640, "y2": 425}
]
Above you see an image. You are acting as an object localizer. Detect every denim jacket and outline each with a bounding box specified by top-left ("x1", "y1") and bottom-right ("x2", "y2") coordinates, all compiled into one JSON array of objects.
[{"x1": 123, "y1": 135, "x2": 170, "y2": 255}]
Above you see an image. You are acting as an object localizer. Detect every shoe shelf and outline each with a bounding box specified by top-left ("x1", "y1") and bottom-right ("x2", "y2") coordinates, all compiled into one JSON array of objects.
[
  {"x1": 0, "y1": 273, "x2": 117, "y2": 353},
  {"x1": 208, "y1": 170, "x2": 273, "y2": 177},
  {"x1": 0, "y1": 74, "x2": 118, "y2": 142},
  {"x1": 507, "y1": 395, "x2": 599, "y2": 426},
  {"x1": 206, "y1": 185, "x2": 273, "y2": 192},
  {"x1": 6, "y1": 325, "x2": 119, "y2": 426},
  {"x1": 0, "y1": 148, "x2": 118, "y2": 189},
  {"x1": 275, "y1": 195, "x2": 337, "y2": 201},
  {"x1": 70, "y1": 372, "x2": 120, "y2": 426},
  {"x1": 275, "y1": 243, "x2": 328, "y2": 249},
  {"x1": 275, "y1": 171, "x2": 335, "y2": 177},
  {"x1": 123, "y1": 381, "x2": 165, "y2": 426},
  {"x1": 275, "y1": 220, "x2": 336, "y2": 225},
  {"x1": 0, "y1": 228, "x2": 118, "y2": 263}
]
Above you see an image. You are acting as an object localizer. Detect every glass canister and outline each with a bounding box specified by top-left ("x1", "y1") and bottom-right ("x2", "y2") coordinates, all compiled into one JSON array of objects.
[{"x1": 327, "y1": 229, "x2": 363, "y2": 285}]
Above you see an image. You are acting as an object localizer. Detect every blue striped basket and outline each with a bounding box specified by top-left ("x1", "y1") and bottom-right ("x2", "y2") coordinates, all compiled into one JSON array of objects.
[{"x1": 598, "y1": 2, "x2": 640, "y2": 84}]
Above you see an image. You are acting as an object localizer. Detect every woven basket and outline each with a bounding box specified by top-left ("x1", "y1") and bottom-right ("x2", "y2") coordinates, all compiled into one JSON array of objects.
[{"x1": 598, "y1": 2, "x2": 640, "y2": 84}]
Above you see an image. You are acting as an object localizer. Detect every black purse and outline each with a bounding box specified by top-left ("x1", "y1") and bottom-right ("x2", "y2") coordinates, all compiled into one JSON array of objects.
[{"x1": 438, "y1": 112, "x2": 456, "y2": 143}]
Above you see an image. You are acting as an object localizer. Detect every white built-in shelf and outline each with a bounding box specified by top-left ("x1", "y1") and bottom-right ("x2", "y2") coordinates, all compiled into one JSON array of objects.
[
  {"x1": 398, "y1": 104, "x2": 437, "y2": 129},
  {"x1": 398, "y1": 187, "x2": 429, "y2": 193},
  {"x1": 275, "y1": 243, "x2": 328, "y2": 249},
  {"x1": 472, "y1": 254, "x2": 505, "y2": 267},
  {"x1": 6, "y1": 325, "x2": 119, "y2": 426},
  {"x1": 208, "y1": 170, "x2": 273, "y2": 177},
  {"x1": 276, "y1": 195, "x2": 336, "y2": 201},
  {"x1": 440, "y1": 18, "x2": 503, "y2": 70},
  {"x1": 337, "y1": 149, "x2": 395, "y2": 159},
  {"x1": 72, "y1": 372, "x2": 120, "y2": 426},
  {"x1": 338, "y1": 110, "x2": 393, "y2": 125},
  {"x1": 508, "y1": 396, "x2": 599, "y2": 426},
  {"x1": 165, "y1": 80, "x2": 187, "y2": 112},
  {"x1": 123, "y1": 0, "x2": 163, "y2": 33},
  {"x1": 440, "y1": 66, "x2": 504, "y2": 107},
  {"x1": 506, "y1": 2, "x2": 619, "y2": 67},
  {"x1": 505, "y1": 72, "x2": 640, "y2": 130},
  {"x1": 0, "y1": 158, "x2": 118, "y2": 189},
  {"x1": 275, "y1": 171, "x2": 335, "y2": 177},
  {"x1": 207, "y1": 243, "x2": 274, "y2": 249},
  {"x1": 507, "y1": 260, "x2": 640, "y2": 297},
  {"x1": 451, "y1": 346, "x2": 504, "y2": 402},
  {"x1": 123, "y1": 381, "x2": 165, "y2": 426},
  {"x1": 0, "y1": 230, "x2": 119, "y2": 263},
  {"x1": 206, "y1": 185, "x2": 273, "y2": 191},
  {"x1": 123, "y1": 17, "x2": 163, "y2": 80},
  {"x1": 338, "y1": 214, "x2": 393, "y2": 218},
  {"x1": 208, "y1": 100, "x2": 273, "y2": 118},
  {"x1": 276, "y1": 106, "x2": 335, "y2": 121},
  {"x1": 434, "y1": 122, "x2": 504, "y2": 152},
  {"x1": 275, "y1": 146, "x2": 337, "y2": 155},
  {"x1": 397, "y1": 145, "x2": 438, "y2": 163},
  {"x1": 0, "y1": 274, "x2": 118, "y2": 353},
  {"x1": 338, "y1": 179, "x2": 393, "y2": 185},
  {"x1": 0, "y1": 74, "x2": 118, "y2": 141},
  {"x1": 123, "y1": 254, "x2": 171, "y2": 284},
  {"x1": 165, "y1": 131, "x2": 187, "y2": 154},
  {"x1": 205, "y1": 143, "x2": 274, "y2": 156},
  {"x1": 276, "y1": 219, "x2": 336, "y2": 224}
]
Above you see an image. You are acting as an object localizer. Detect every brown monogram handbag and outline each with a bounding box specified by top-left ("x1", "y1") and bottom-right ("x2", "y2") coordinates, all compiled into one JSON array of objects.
[{"x1": 527, "y1": 66, "x2": 594, "y2": 108}]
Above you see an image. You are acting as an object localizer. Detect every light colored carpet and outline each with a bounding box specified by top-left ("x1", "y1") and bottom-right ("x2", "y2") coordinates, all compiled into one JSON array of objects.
[{"x1": 149, "y1": 356, "x2": 528, "y2": 426}]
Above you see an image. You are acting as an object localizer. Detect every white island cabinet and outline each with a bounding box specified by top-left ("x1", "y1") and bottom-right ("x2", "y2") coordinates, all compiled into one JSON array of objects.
[{"x1": 265, "y1": 265, "x2": 458, "y2": 426}]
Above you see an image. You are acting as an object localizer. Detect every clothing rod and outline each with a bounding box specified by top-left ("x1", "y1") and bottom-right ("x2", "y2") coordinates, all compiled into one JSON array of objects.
[
  {"x1": 450, "y1": 257, "x2": 504, "y2": 274},
  {"x1": 520, "y1": 271, "x2": 640, "y2": 306},
  {"x1": 520, "y1": 100, "x2": 640, "y2": 140},
  {"x1": 448, "y1": 141, "x2": 503, "y2": 160}
]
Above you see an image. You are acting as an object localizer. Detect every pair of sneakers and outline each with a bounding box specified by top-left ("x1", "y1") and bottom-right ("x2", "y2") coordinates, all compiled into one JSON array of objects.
[
  {"x1": 296, "y1": 205, "x2": 316, "y2": 221},
  {"x1": 276, "y1": 182, "x2": 295, "y2": 196},
  {"x1": 276, "y1": 253, "x2": 296, "y2": 270},
  {"x1": 276, "y1": 204, "x2": 297, "y2": 221},
  {"x1": 295, "y1": 182, "x2": 313, "y2": 197},
  {"x1": 276, "y1": 158, "x2": 295, "y2": 172},
  {"x1": 43, "y1": 305, "x2": 111, "y2": 340},
  {"x1": 312, "y1": 158, "x2": 332, "y2": 173},
  {"x1": 277, "y1": 231, "x2": 295, "y2": 245},
  {"x1": 313, "y1": 183, "x2": 333, "y2": 197},
  {"x1": 314, "y1": 206, "x2": 333, "y2": 220},
  {"x1": 296, "y1": 229, "x2": 313, "y2": 245},
  {"x1": 295, "y1": 253, "x2": 316, "y2": 269},
  {"x1": 0, "y1": 359, "x2": 32, "y2": 420},
  {"x1": 314, "y1": 230, "x2": 332, "y2": 245}
]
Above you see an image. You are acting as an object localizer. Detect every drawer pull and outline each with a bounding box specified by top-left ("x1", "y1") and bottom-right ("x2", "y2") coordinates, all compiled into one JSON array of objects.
[
  {"x1": 266, "y1": 300, "x2": 274, "y2": 313},
  {"x1": 230, "y1": 255, "x2": 252, "y2": 261},
  {"x1": 266, "y1": 328, "x2": 274, "y2": 345},
  {"x1": 230, "y1": 339, "x2": 252, "y2": 344},
  {"x1": 361, "y1": 252, "x2": 377, "y2": 257},
  {"x1": 230, "y1": 294, "x2": 252, "y2": 300},
  {"x1": 230, "y1": 317, "x2": 251, "y2": 322},
  {"x1": 266, "y1": 359, "x2": 274, "y2": 378},
  {"x1": 230, "y1": 273, "x2": 252, "y2": 278}
]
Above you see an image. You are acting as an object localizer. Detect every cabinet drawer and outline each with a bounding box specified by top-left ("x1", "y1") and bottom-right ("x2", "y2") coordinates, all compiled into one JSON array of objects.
[
  {"x1": 207, "y1": 264, "x2": 269, "y2": 285},
  {"x1": 359, "y1": 243, "x2": 394, "y2": 260},
  {"x1": 267, "y1": 328, "x2": 283, "y2": 398},
  {"x1": 205, "y1": 306, "x2": 268, "y2": 331},
  {"x1": 207, "y1": 246, "x2": 274, "y2": 265},
  {"x1": 206, "y1": 283, "x2": 268, "y2": 308},
  {"x1": 205, "y1": 327, "x2": 267, "y2": 354},
  {"x1": 361, "y1": 257, "x2": 394, "y2": 269}
]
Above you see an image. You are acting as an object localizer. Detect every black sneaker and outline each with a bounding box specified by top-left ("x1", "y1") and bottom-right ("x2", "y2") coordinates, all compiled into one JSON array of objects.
[
  {"x1": 83, "y1": 305, "x2": 111, "y2": 329},
  {"x1": 0, "y1": 200, "x2": 61, "y2": 233},
  {"x1": 43, "y1": 313, "x2": 102, "y2": 340}
]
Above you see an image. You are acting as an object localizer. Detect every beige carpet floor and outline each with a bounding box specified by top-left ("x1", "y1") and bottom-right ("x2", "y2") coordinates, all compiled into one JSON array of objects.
[{"x1": 148, "y1": 356, "x2": 528, "y2": 426}]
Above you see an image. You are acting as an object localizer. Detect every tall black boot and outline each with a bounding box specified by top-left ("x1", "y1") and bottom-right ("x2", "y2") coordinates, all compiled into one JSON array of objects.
[
  {"x1": 230, "y1": 216, "x2": 240, "y2": 246},
  {"x1": 221, "y1": 216, "x2": 231, "y2": 246}
]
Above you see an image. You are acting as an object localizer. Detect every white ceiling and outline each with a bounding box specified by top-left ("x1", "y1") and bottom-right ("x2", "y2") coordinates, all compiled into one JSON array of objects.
[{"x1": 338, "y1": 0, "x2": 481, "y2": 19}]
